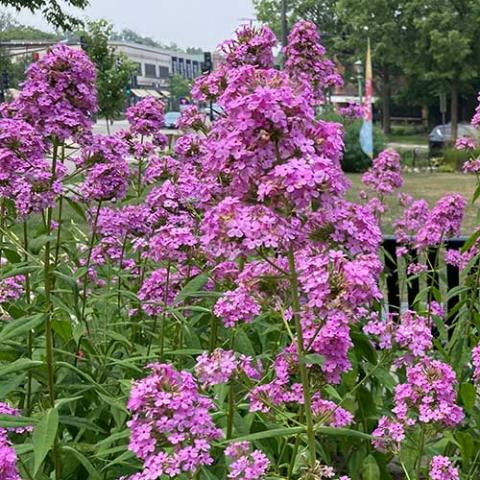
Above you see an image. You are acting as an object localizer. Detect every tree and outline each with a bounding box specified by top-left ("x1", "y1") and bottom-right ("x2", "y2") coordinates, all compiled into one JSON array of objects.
[
  {"x1": 0, "y1": 0, "x2": 88, "y2": 30},
  {"x1": 254, "y1": 0, "x2": 341, "y2": 52},
  {"x1": 169, "y1": 74, "x2": 192, "y2": 110},
  {"x1": 82, "y1": 20, "x2": 137, "y2": 131},
  {"x1": 402, "y1": 0, "x2": 480, "y2": 142},
  {"x1": 335, "y1": 0, "x2": 411, "y2": 135}
]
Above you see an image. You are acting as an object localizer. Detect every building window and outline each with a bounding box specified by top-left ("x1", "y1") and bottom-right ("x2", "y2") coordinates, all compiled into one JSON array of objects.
[
  {"x1": 158, "y1": 66, "x2": 169, "y2": 79},
  {"x1": 134, "y1": 62, "x2": 142, "y2": 75},
  {"x1": 144, "y1": 63, "x2": 157, "y2": 78},
  {"x1": 192, "y1": 61, "x2": 199, "y2": 77}
]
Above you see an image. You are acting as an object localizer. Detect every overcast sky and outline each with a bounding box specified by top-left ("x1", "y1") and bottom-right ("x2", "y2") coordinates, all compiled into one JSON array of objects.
[{"x1": 9, "y1": 0, "x2": 257, "y2": 50}]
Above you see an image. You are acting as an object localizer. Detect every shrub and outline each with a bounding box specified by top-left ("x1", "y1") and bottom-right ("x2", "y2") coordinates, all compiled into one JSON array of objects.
[{"x1": 320, "y1": 111, "x2": 387, "y2": 172}]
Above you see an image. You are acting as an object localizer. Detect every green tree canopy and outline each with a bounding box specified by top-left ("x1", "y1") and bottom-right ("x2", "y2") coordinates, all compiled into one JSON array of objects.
[
  {"x1": 82, "y1": 19, "x2": 137, "y2": 127},
  {"x1": 0, "y1": 0, "x2": 88, "y2": 30}
]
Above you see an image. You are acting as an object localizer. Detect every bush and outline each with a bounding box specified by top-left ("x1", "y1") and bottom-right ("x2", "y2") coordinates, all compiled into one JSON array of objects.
[
  {"x1": 320, "y1": 111, "x2": 387, "y2": 172},
  {"x1": 441, "y1": 146, "x2": 480, "y2": 171}
]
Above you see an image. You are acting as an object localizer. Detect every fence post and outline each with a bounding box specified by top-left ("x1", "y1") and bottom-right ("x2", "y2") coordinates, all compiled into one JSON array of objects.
[
  {"x1": 383, "y1": 236, "x2": 400, "y2": 313},
  {"x1": 407, "y1": 248, "x2": 420, "y2": 308}
]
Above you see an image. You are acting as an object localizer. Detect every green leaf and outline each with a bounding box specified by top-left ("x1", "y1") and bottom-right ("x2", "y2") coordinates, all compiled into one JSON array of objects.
[
  {"x1": 460, "y1": 382, "x2": 476, "y2": 412},
  {"x1": 62, "y1": 445, "x2": 102, "y2": 480},
  {"x1": 300, "y1": 353, "x2": 325, "y2": 366},
  {"x1": 362, "y1": 454, "x2": 380, "y2": 480},
  {"x1": 0, "y1": 413, "x2": 35, "y2": 429},
  {"x1": 0, "y1": 358, "x2": 42, "y2": 376},
  {"x1": 0, "y1": 314, "x2": 45, "y2": 343},
  {"x1": 32, "y1": 407, "x2": 59, "y2": 475},
  {"x1": 174, "y1": 273, "x2": 209, "y2": 303},
  {"x1": 219, "y1": 426, "x2": 305, "y2": 444}
]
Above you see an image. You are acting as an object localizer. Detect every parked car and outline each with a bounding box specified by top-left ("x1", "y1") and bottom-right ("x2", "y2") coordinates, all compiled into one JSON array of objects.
[
  {"x1": 165, "y1": 111, "x2": 181, "y2": 129},
  {"x1": 428, "y1": 122, "x2": 478, "y2": 156}
]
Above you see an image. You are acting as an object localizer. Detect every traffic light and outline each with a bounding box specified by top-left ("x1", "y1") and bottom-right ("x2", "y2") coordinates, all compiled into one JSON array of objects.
[
  {"x1": 1, "y1": 71, "x2": 9, "y2": 90},
  {"x1": 202, "y1": 52, "x2": 212, "y2": 75}
]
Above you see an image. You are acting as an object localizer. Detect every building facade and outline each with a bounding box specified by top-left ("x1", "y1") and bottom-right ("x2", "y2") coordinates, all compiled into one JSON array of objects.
[{"x1": 1, "y1": 39, "x2": 204, "y2": 97}]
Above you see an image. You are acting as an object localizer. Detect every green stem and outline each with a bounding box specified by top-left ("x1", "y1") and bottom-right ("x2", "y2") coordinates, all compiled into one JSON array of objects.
[
  {"x1": 117, "y1": 236, "x2": 128, "y2": 312},
  {"x1": 151, "y1": 262, "x2": 171, "y2": 360},
  {"x1": 287, "y1": 432, "x2": 301, "y2": 479},
  {"x1": 24, "y1": 221, "x2": 33, "y2": 415},
  {"x1": 44, "y1": 140, "x2": 61, "y2": 480},
  {"x1": 80, "y1": 201, "x2": 103, "y2": 335},
  {"x1": 415, "y1": 426, "x2": 426, "y2": 479},
  {"x1": 209, "y1": 314, "x2": 218, "y2": 352},
  {"x1": 287, "y1": 242, "x2": 316, "y2": 466},
  {"x1": 226, "y1": 330, "x2": 236, "y2": 439}
]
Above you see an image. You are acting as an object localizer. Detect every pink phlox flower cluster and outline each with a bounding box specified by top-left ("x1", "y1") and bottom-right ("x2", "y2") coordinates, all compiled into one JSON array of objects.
[
  {"x1": 429, "y1": 456, "x2": 460, "y2": 480},
  {"x1": 194, "y1": 349, "x2": 263, "y2": 389},
  {"x1": 395, "y1": 310, "x2": 432, "y2": 357},
  {"x1": 3, "y1": 44, "x2": 96, "y2": 141},
  {"x1": 219, "y1": 24, "x2": 276, "y2": 69},
  {"x1": 471, "y1": 92, "x2": 480, "y2": 128},
  {"x1": 283, "y1": 20, "x2": 343, "y2": 102},
  {"x1": 79, "y1": 134, "x2": 130, "y2": 202},
  {"x1": 0, "y1": 275, "x2": 25, "y2": 304},
  {"x1": 394, "y1": 194, "x2": 429, "y2": 250},
  {"x1": 225, "y1": 441, "x2": 270, "y2": 480},
  {"x1": 257, "y1": 154, "x2": 348, "y2": 209},
  {"x1": 125, "y1": 363, "x2": 222, "y2": 478},
  {"x1": 472, "y1": 344, "x2": 480, "y2": 383},
  {"x1": 372, "y1": 415, "x2": 405, "y2": 452},
  {"x1": 0, "y1": 118, "x2": 66, "y2": 216},
  {"x1": 306, "y1": 201, "x2": 381, "y2": 255},
  {"x1": 0, "y1": 430, "x2": 21, "y2": 480},
  {"x1": 75, "y1": 134, "x2": 128, "y2": 167},
  {"x1": 191, "y1": 67, "x2": 228, "y2": 103},
  {"x1": 213, "y1": 287, "x2": 261, "y2": 328},
  {"x1": 174, "y1": 133, "x2": 206, "y2": 160},
  {"x1": 195, "y1": 349, "x2": 238, "y2": 388},
  {"x1": 456, "y1": 136, "x2": 476, "y2": 150},
  {"x1": 406, "y1": 262, "x2": 428, "y2": 275},
  {"x1": 177, "y1": 105, "x2": 207, "y2": 131},
  {"x1": 393, "y1": 358, "x2": 464, "y2": 427},
  {"x1": 362, "y1": 149, "x2": 403, "y2": 196},
  {"x1": 201, "y1": 197, "x2": 293, "y2": 260},
  {"x1": 365, "y1": 310, "x2": 433, "y2": 361},
  {"x1": 89, "y1": 205, "x2": 152, "y2": 268},
  {"x1": 126, "y1": 97, "x2": 165, "y2": 136},
  {"x1": 301, "y1": 310, "x2": 352, "y2": 383},
  {"x1": 138, "y1": 266, "x2": 197, "y2": 316},
  {"x1": 80, "y1": 160, "x2": 130, "y2": 202},
  {"x1": 144, "y1": 155, "x2": 180, "y2": 184},
  {"x1": 0, "y1": 402, "x2": 31, "y2": 479},
  {"x1": 248, "y1": 345, "x2": 304, "y2": 413},
  {"x1": 298, "y1": 250, "x2": 382, "y2": 313},
  {"x1": 311, "y1": 394, "x2": 354, "y2": 428},
  {"x1": 415, "y1": 194, "x2": 465, "y2": 250},
  {"x1": 339, "y1": 102, "x2": 364, "y2": 120},
  {"x1": 148, "y1": 214, "x2": 197, "y2": 262}
]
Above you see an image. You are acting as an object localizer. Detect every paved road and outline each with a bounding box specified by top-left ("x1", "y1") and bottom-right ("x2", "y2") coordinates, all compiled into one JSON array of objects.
[
  {"x1": 93, "y1": 119, "x2": 182, "y2": 139},
  {"x1": 387, "y1": 142, "x2": 428, "y2": 150}
]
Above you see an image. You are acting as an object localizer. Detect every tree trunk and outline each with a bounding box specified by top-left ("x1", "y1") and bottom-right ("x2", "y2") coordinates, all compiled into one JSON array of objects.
[
  {"x1": 421, "y1": 104, "x2": 429, "y2": 130},
  {"x1": 450, "y1": 82, "x2": 458, "y2": 143},
  {"x1": 382, "y1": 67, "x2": 391, "y2": 135},
  {"x1": 105, "y1": 117, "x2": 111, "y2": 135}
]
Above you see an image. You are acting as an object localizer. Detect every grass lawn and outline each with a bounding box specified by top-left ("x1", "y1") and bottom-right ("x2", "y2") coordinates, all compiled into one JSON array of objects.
[
  {"x1": 387, "y1": 133, "x2": 428, "y2": 145},
  {"x1": 346, "y1": 172, "x2": 479, "y2": 234}
]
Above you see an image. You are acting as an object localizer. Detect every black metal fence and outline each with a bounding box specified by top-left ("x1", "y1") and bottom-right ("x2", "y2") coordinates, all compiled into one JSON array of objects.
[{"x1": 382, "y1": 236, "x2": 467, "y2": 313}]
